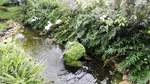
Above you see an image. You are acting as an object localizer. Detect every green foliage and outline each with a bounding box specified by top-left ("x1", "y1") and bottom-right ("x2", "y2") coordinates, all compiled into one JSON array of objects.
[
  {"x1": 53, "y1": 1, "x2": 150, "y2": 83},
  {"x1": 0, "y1": 43, "x2": 43, "y2": 84},
  {"x1": 0, "y1": 6, "x2": 21, "y2": 20},
  {"x1": 64, "y1": 41, "x2": 86, "y2": 67},
  {"x1": 22, "y1": 0, "x2": 150, "y2": 83},
  {"x1": 0, "y1": 0, "x2": 8, "y2": 6},
  {"x1": 117, "y1": 48, "x2": 150, "y2": 84},
  {"x1": 75, "y1": 0, "x2": 105, "y2": 10},
  {"x1": 21, "y1": 0, "x2": 69, "y2": 30}
]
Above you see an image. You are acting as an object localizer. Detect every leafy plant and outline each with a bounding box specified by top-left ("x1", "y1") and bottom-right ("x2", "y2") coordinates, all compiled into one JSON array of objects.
[
  {"x1": 0, "y1": 43, "x2": 43, "y2": 84},
  {"x1": 21, "y1": 0, "x2": 69, "y2": 30}
]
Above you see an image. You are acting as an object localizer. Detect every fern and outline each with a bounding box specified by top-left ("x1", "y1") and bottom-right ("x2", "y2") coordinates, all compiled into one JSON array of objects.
[{"x1": 0, "y1": 43, "x2": 43, "y2": 84}]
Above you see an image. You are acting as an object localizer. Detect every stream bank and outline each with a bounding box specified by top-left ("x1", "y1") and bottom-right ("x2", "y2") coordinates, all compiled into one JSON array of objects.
[
  {"x1": 0, "y1": 20, "x2": 122, "y2": 84},
  {"x1": 14, "y1": 28, "x2": 121, "y2": 84},
  {"x1": 0, "y1": 1, "x2": 124, "y2": 83},
  {"x1": 1, "y1": 0, "x2": 149, "y2": 83}
]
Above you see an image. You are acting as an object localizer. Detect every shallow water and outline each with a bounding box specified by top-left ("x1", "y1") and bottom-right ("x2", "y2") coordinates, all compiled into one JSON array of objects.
[{"x1": 15, "y1": 29, "x2": 121, "y2": 84}]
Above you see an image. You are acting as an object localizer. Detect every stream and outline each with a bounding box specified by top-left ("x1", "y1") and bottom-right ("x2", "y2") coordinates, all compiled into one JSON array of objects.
[
  {"x1": 14, "y1": 29, "x2": 121, "y2": 84},
  {"x1": 0, "y1": 0, "x2": 148, "y2": 83}
]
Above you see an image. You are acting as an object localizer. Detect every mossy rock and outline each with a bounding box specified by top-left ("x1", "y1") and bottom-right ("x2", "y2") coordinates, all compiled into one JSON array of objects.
[{"x1": 64, "y1": 41, "x2": 86, "y2": 67}]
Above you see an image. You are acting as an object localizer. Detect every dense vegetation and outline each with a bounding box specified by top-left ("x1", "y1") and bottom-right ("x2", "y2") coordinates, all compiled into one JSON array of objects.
[
  {"x1": 0, "y1": 0, "x2": 150, "y2": 83},
  {"x1": 0, "y1": 43, "x2": 43, "y2": 84},
  {"x1": 0, "y1": 0, "x2": 21, "y2": 29},
  {"x1": 21, "y1": 0, "x2": 150, "y2": 83},
  {"x1": 0, "y1": 1, "x2": 43, "y2": 83}
]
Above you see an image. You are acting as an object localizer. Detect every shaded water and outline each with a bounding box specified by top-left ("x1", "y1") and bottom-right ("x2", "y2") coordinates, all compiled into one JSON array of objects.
[{"x1": 15, "y1": 29, "x2": 121, "y2": 84}]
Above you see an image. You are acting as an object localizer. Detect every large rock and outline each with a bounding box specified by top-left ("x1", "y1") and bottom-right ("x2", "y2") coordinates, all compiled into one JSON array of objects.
[{"x1": 63, "y1": 41, "x2": 86, "y2": 67}]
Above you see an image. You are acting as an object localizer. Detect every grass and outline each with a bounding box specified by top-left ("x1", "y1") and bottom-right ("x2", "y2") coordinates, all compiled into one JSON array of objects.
[
  {"x1": 0, "y1": 5, "x2": 22, "y2": 29},
  {"x1": 0, "y1": 22, "x2": 7, "y2": 29},
  {"x1": 0, "y1": 6, "x2": 21, "y2": 20},
  {"x1": 0, "y1": 0, "x2": 21, "y2": 20},
  {"x1": 0, "y1": 0, "x2": 8, "y2": 6}
]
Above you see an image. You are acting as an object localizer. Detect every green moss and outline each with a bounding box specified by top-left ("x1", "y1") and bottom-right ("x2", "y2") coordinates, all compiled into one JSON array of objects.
[{"x1": 64, "y1": 41, "x2": 86, "y2": 67}]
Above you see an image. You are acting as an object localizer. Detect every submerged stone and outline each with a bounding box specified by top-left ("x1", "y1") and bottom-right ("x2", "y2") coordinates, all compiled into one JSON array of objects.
[{"x1": 63, "y1": 41, "x2": 86, "y2": 67}]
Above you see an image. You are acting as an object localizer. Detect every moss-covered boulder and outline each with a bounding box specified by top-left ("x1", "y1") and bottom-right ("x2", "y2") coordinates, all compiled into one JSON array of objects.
[{"x1": 63, "y1": 41, "x2": 86, "y2": 67}]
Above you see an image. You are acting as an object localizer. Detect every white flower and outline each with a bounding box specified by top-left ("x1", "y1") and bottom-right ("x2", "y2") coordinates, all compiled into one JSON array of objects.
[
  {"x1": 102, "y1": 15, "x2": 107, "y2": 18},
  {"x1": 100, "y1": 15, "x2": 107, "y2": 21},
  {"x1": 45, "y1": 26, "x2": 50, "y2": 31},
  {"x1": 100, "y1": 17, "x2": 105, "y2": 21},
  {"x1": 45, "y1": 21, "x2": 53, "y2": 31},
  {"x1": 55, "y1": 19, "x2": 62, "y2": 25}
]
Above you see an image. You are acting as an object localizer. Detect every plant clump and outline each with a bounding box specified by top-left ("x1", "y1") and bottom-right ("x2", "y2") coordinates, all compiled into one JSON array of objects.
[{"x1": 0, "y1": 43, "x2": 43, "y2": 84}]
